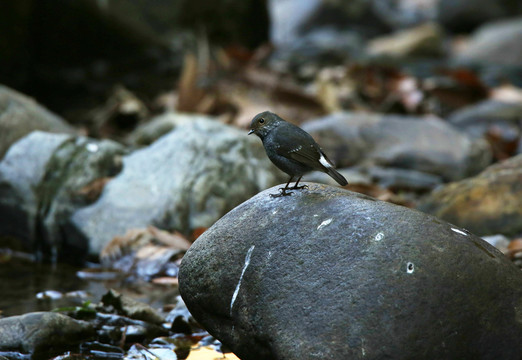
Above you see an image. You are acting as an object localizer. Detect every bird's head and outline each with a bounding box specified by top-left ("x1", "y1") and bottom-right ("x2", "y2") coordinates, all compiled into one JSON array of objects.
[{"x1": 248, "y1": 111, "x2": 281, "y2": 138}]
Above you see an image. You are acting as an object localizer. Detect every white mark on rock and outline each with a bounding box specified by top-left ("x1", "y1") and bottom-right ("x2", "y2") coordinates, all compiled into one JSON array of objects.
[
  {"x1": 451, "y1": 228, "x2": 467, "y2": 236},
  {"x1": 374, "y1": 232, "x2": 384, "y2": 241},
  {"x1": 319, "y1": 154, "x2": 331, "y2": 168},
  {"x1": 406, "y1": 262, "x2": 414, "y2": 274},
  {"x1": 313, "y1": 214, "x2": 318, "y2": 217},
  {"x1": 230, "y1": 245, "x2": 255, "y2": 315},
  {"x1": 317, "y1": 218, "x2": 332, "y2": 230},
  {"x1": 272, "y1": 210, "x2": 278, "y2": 215},
  {"x1": 86, "y1": 143, "x2": 99, "y2": 153}
]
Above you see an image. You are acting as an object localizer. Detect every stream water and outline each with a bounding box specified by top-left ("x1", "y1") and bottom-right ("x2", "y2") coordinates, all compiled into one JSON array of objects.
[{"x1": 0, "y1": 256, "x2": 179, "y2": 317}]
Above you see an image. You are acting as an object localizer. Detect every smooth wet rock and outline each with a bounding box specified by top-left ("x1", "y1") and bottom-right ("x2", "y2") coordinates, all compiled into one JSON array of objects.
[
  {"x1": 456, "y1": 17, "x2": 522, "y2": 66},
  {"x1": 179, "y1": 183, "x2": 522, "y2": 360},
  {"x1": 0, "y1": 85, "x2": 75, "y2": 160},
  {"x1": 101, "y1": 289, "x2": 165, "y2": 325},
  {"x1": 126, "y1": 112, "x2": 215, "y2": 146},
  {"x1": 418, "y1": 154, "x2": 522, "y2": 237},
  {"x1": 302, "y1": 112, "x2": 492, "y2": 181},
  {"x1": 0, "y1": 131, "x2": 126, "y2": 262},
  {"x1": 72, "y1": 115, "x2": 285, "y2": 255},
  {"x1": 365, "y1": 165, "x2": 443, "y2": 191},
  {"x1": 448, "y1": 100, "x2": 522, "y2": 138},
  {"x1": 0, "y1": 312, "x2": 94, "y2": 357},
  {"x1": 448, "y1": 100, "x2": 522, "y2": 157}
]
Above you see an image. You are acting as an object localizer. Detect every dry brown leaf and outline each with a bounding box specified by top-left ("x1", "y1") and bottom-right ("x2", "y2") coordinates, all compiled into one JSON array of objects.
[
  {"x1": 148, "y1": 226, "x2": 192, "y2": 250},
  {"x1": 151, "y1": 277, "x2": 179, "y2": 285},
  {"x1": 101, "y1": 226, "x2": 191, "y2": 265},
  {"x1": 423, "y1": 68, "x2": 489, "y2": 114},
  {"x1": 507, "y1": 238, "x2": 522, "y2": 259},
  {"x1": 485, "y1": 126, "x2": 520, "y2": 161},
  {"x1": 191, "y1": 227, "x2": 208, "y2": 241},
  {"x1": 187, "y1": 347, "x2": 240, "y2": 360},
  {"x1": 177, "y1": 52, "x2": 206, "y2": 112},
  {"x1": 100, "y1": 228, "x2": 151, "y2": 262}
]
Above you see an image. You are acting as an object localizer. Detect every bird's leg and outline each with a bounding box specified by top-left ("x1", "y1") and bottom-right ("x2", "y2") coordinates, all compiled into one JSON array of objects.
[
  {"x1": 290, "y1": 176, "x2": 307, "y2": 190},
  {"x1": 270, "y1": 176, "x2": 294, "y2": 197}
]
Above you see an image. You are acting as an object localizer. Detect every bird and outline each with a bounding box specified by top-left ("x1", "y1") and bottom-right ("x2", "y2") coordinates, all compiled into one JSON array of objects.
[{"x1": 248, "y1": 111, "x2": 347, "y2": 197}]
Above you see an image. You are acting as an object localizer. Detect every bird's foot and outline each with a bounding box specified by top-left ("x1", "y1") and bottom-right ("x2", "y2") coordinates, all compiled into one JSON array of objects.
[
  {"x1": 270, "y1": 188, "x2": 294, "y2": 197},
  {"x1": 290, "y1": 184, "x2": 308, "y2": 190}
]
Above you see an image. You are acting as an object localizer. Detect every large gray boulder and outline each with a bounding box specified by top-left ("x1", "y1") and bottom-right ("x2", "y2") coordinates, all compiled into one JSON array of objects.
[
  {"x1": 0, "y1": 85, "x2": 75, "y2": 160},
  {"x1": 179, "y1": 183, "x2": 522, "y2": 360},
  {"x1": 72, "y1": 115, "x2": 285, "y2": 255},
  {"x1": 0, "y1": 131, "x2": 126, "y2": 262},
  {"x1": 302, "y1": 112, "x2": 492, "y2": 181}
]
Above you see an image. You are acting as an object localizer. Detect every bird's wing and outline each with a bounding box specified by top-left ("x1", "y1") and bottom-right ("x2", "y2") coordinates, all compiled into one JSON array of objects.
[{"x1": 274, "y1": 127, "x2": 331, "y2": 170}]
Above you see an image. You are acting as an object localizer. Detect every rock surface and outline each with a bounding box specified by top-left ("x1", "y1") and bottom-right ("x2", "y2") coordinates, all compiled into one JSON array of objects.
[
  {"x1": 126, "y1": 112, "x2": 215, "y2": 146},
  {"x1": 448, "y1": 100, "x2": 522, "y2": 157},
  {"x1": 456, "y1": 17, "x2": 522, "y2": 66},
  {"x1": 367, "y1": 22, "x2": 445, "y2": 58},
  {"x1": 448, "y1": 100, "x2": 522, "y2": 138},
  {"x1": 418, "y1": 154, "x2": 522, "y2": 237},
  {"x1": 0, "y1": 312, "x2": 94, "y2": 357},
  {"x1": 0, "y1": 85, "x2": 75, "y2": 159},
  {"x1": 301, "y1": 112, "x2": 492, "y2": 181},
  {"x1": 0, "y1": 131, "x2": 126, "y2": 262},
  {"x1": 72, "y1": 115, "x2": 285, "y2": 255},
  {"x1": 179, "y1": 183, "x2": 522, "y2": 360}
]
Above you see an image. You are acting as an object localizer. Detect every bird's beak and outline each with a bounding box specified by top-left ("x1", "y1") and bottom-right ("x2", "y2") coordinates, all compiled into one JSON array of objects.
[{"x1": 248, "y1": 129, "x2": 254, "y2": 135}]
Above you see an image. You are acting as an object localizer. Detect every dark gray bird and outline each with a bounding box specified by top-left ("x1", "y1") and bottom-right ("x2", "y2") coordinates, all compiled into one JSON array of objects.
[{"x1": 248, "y1": 111, "x2": 347, "y2": 197}]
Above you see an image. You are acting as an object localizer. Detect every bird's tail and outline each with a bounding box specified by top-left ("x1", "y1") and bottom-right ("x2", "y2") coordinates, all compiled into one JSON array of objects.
[{"x1": 326, "y1": 167, "x2": 348, "y2": 186}]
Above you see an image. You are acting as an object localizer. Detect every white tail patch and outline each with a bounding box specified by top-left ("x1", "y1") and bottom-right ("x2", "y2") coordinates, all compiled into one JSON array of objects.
[{"x1": 319, "y1": 154, "x2": 331, "y2": 168}]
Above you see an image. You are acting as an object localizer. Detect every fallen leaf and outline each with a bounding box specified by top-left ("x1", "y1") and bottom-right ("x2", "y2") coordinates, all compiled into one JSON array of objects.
[
  {"x1": 507, "y1": 238, "x2": 522, "y2": 259},
  {"x1": 148, "y1": 226, "x2": 192, "y2": 250},
  {"x1": 186, "y1": 347, "x2": 240, "y2": 360},
  {"x1": 191, "y1": 228, "x2": 208, "y2": 241},
  {"x1": 152, "y1": 277, "x2": 179, "y2": 285},
  {"x1": 177, "y1": 52, "x2": 206, "y2": 112},
  {"x1": 485, "y1": 126, "x2": 520, "y2": 161}
]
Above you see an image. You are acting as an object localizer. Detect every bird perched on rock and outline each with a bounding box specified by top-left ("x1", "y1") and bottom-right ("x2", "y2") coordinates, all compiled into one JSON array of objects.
[{"x1": 248, "y1": 111, "x2": 347, "y2": 197}]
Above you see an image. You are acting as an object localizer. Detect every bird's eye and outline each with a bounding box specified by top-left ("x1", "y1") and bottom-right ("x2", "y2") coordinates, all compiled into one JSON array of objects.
[{"x1": 259, "y1": 118, "x2": 265, "y2": 124}]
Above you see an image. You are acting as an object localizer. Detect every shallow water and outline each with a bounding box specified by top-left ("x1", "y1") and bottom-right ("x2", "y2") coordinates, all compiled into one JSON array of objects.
[{"x1": 0, "y1": 256, "x2": 179, "y2": 317}]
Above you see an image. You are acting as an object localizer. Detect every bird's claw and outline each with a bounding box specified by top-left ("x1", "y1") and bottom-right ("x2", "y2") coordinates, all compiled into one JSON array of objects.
[
  {"x1": 270, "y1": 188, "x2": 294, "y2": 197},
  {"x1": 291, "y1": 184, "x2": 308, "y2": 190}
]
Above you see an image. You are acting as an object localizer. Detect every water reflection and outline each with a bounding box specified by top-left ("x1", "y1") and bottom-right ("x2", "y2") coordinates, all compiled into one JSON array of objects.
[{"x1": 0, "y1": 255, "x2": 179, "y2": 317}]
